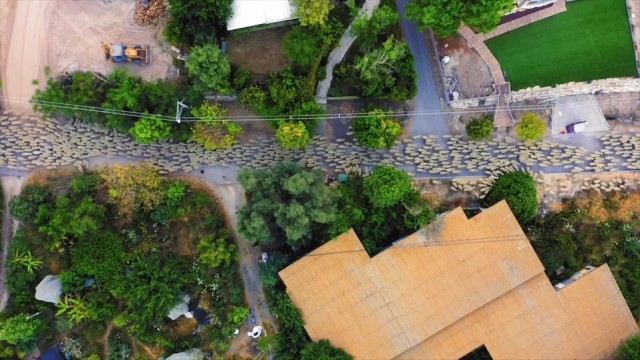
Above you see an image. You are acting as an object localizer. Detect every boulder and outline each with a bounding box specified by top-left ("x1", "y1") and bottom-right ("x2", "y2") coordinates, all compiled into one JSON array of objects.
[
  {"x1": 167, "y1": 294, "x2": 191, "y2": 320},
  {"x1": 165, "y1": 349, "x2": 204, "y2": 360},
  {"x1": 35, "y1": 275, "x2": 62, "y2": 304}
]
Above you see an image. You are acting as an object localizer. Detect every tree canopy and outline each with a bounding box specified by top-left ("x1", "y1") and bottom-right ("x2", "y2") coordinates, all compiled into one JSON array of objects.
[
  {"x1": 191, "y1": 103, "x2": 243, "y2": 150},
  {"x1": 516, "y1": 113, "x2": 547, "y2": 141},
  {"x1": 0, "y1": 314, "x2": 45, "y2": 346},
  {"x1": 353, "y1": 109, "x2": 402, "y2": 149},
  {"x1": 99, "y1": 163, "x2": 165, "y2": 218},
  {"x1": 364, "y1": 165, "x2": 415, "y2": 208},
  {"x1": 465, "y1": 116, "x2": 494, "y2": 140},
  {"x1": 164, "y1": 0, "x2": 233, "y2": 47},
  {"x1": 129, "y1": 115, "x2": 172, "y2": 143},
  {"x1": 301, "y1": 340, "x2": 353, "y2": 360},
  {"x1": 484, "y1": 171, "x2": 538, "y2": 224},
  {"x1": 292, "y1": 0, "x2": 332, "y2": 26},
  {"x1": 406, "y1": 0, "x2": 514, "y2": 38},
  {"x1": 185, "y1": 44, "x2": 232, "y2": 96},
  {"x1": 276, "y1": 122, "x2": 311, "y2": 149},
  {"x1": 615, "y1": 333, "x2": 640, "y2": 360},
  {"x1": 237, "y1": 162, "x2": 336, "y2": 247}
]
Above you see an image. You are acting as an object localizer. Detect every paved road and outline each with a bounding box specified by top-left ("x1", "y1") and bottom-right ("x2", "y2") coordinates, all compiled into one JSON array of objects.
[{"x1": 396, "y1": 0, "x2": 450, "y2": 136}]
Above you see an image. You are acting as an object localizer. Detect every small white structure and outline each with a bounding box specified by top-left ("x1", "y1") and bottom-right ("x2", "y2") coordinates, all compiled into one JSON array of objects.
[
  {"x1": 35, "y1": 275, "x2": 62, "y2": 304},
  {"x1": 227, "y1": 0, "x2": 297, "y2": 31},
  {"x1": 167, "y1": 294, "x2": 191, "y2": 320},
  {"x1": 248, "y1": 325, "x2": 263, "y2": 338},
  {"x1": 165, "y1": 348, "x2": 204, "y2": 360}
]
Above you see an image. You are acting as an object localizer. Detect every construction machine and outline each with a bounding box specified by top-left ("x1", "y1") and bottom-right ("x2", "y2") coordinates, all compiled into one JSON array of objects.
[{"x1": 102, "y1": 43, "x2": 150, "y2": 64}]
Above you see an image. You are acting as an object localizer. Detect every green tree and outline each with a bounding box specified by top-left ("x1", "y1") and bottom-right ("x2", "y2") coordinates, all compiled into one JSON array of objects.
[
  {"x1": 102, "y1": 69, "x2": 144, "y2": 131},
  {"x1": 284, "y1": 27, "x2": 326, "y2": 68},
  {"x1": 352, "y1": 5, "x2": 399, "y2": 48},
  {"x1": 166, "y1": 181, "x2": 188, "y2": 207},
  {"x1": 465, "y1": 116, "x2": 494, "y2": 140},
  {"x1": 276, "y1": 122, "x2": 311, "y2": 149},
  {"x1": 292, "y1": 0, "x2": 332, "y2": 26},
  {"x1": 267, "y1": 69, "x2": 312, "y2": 114},
  {"x1": 516, "y1": 113, "x2": 547, "y2": 141},
  {"x1": 129, "y1": 115, "x2": 172, "y2": 143},
  {"x1": 164, "y1": 0, "x2": 233, "y2": 46},
  {"x1": 353, "y1": 109, "x2": 402, "y2": 149},
  {"x1": 9, "y1": 185, "x2": 53, "y2": 222},
  {"x1": 66, "y1": 72, "x2": 108, "y2": 123},
  {"x1": 406, "y1": 0, "x2": 513, "y2": 38},
  {"x1": 0, "y1": 314, "x2": 45, "y2": 346},
  {"x1": 32, "y1": 78, "x2": 66, "y2": 117},
  {"x1": 238, "y1": 162, "x2": 336, "y2": 247},
  {"x1": 185, "y1": 44, "x2": 232, "y2": 96},
  {"x1": 197, "y1": 234, "x2": 237, "y2": 269},
  {"x1": 240, "y1": 85, "x2": 268, "y2": 112},
  {"x1": 364, "y1": 166, "x2": 414, "y2": 208},
  {"x1": 99, "y1": 163, "x2": 165, "y2": 218},
  {"x1": 191, "y1": 103, "x2": 243, "y2": 150},
  {"x1": 301, "y1": 340, "x2": 353, "y2": 360},
  {"x1": 484, "y1": 171, "x2": 538, "y2": 224},
  {"x1": 71, "y1": 232, "x2": 125, "y2": 286},
  {"x1": 615, "y1": 332, "x2": 640, "y2": 360},
  {"x1": 227, "y1": 306, "x2": 250, "y2": 327}
]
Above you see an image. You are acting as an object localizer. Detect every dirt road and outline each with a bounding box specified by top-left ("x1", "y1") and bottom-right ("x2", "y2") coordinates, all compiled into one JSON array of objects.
[
  {"x1": 0, "y1": 175, "x2": 25, "y2": 311},
  {"x1": 0, "y1": 0, "x2": 173, "y2": 114}
]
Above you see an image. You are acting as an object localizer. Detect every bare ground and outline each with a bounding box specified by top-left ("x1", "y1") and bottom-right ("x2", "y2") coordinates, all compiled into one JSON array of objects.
[
  {"x1": 437, "y1": 36, "x2": 494, "y2": 99},
  {"x1": 227, "y1": 27, "x2": 292, "y2": 76},
  {"x1": 0, "y1": 0, "x2": 173, "y2": 114}
]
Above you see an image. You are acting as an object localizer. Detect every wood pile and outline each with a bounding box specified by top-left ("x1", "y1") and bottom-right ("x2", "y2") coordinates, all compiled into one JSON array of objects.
[{"x1": 134, "y1": 0, "x2": 167, "y2": 27}]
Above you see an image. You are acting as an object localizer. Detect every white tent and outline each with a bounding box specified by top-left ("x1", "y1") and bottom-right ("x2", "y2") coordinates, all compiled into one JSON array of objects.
[{"x1": 227, "y1": 0, "x2": 297, "y2": 31}]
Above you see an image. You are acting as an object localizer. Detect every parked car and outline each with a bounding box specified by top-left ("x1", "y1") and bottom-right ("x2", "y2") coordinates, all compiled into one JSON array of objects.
[{"x1": 566, "y1": 121, "x2": 588, "y2": 133}]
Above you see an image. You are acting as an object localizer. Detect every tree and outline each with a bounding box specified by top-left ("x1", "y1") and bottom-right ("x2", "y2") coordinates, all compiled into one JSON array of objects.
[
  {"x1": 129, "y1": 115, "x2": 172, "y2": 143},
  {"x1": 9, "y1": 185, "x2": 53, "y2": 222},
  {"x1": 164, "y1": 0, "x2": 234, "y2": 46},
  {"x1": 284, "y1": 27, "x2": 326, "y2": 68},
  {"x1": 237, "y1": 162, "x2": 336, "y2": 247},
  {"x1": 102, "y1": 69, "x2": 144, "y2": 131},
  {"x1": 352, "y1": 109, "x2": 402, "y2": 149},
  {"x1": 197, "y1": 234, "x2": 237, "y2": 269},
  {"x1": 301, "y1": 340, "x2": 353, "y2": 360},
  {"x1": 276, "y1": 122, "x2": 311, "y2": 149},
  {"x1": 516, "y1": 113, "x2": 547, "y2": 141},
  {"x1": 364, "y1": 166, "x2": 414, "y2": 208},
  {"x1": 99, "y1": 163, "x2": 165, "y2": 218},
  {"x1": 267, "y1": 69, "x2": 312, "y2": 114},
  {"x1": 484, "y1": 171, "x2": 538, "y2": 224},
  {"x1": 615, "y1": 332, "x2": 640, "y2": 360},
  {"x1": 0, "y1": 314, "x2": 45, "y2": 346},
  {"x1": 185, "y1": 44, "x2": 232, "y2": 96},
  {"x1": 191, "y1": 103, "x2": 243, "y2": 150},
  {"x1": 352, "y1": 5, "x2": 399, "y2": 48},
  {"x1": 71, "y1": 232, "x2": 125, "y2": 286},
  {"x1": 465, "y1": 116, "x2": 494, "y2": 140},
  {"x1": 405, "y1": 0, "x2": 513, "y2": 38},
  {"x1": 292, "y1": 0, "x2": 332, "y2": 26}
]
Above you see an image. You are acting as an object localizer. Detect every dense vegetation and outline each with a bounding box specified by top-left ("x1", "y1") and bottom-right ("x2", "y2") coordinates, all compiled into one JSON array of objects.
[
  {"x1": 516, "y1": 113, "x2": 547, "y2": 141},
  {"x1": 352, "y1": 109, "x2": 403, "y2": 149},
  {"x1": 406, "y1": 0, "x2": 514, "y2": 37},
  {"x1": 484, "y1": 171, "x2": 538, "y2": 224},
  {"x1": 465, "y1": 116, "x2": 494, "y2": 140},
  {"x1": 0, "y1": 166, "x2": 245, "y2": 358},
  {"x1": 164, "y1": 0, "x2": 233, "y2": 47},
  {"x1": 616, "y1": 334, "x2": 640, "y2": 360},
  {"x1": 527, "y1": 190, "x2": 640, "y2": 319}
]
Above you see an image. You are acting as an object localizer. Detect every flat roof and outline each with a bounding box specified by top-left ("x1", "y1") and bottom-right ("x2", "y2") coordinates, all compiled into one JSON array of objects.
[
  {"x1": 227, "y1": 0, "x2": 297, "y2": 31},
  {"x1": 279, "y1": 201, "x2": 639, "y2": 359}
]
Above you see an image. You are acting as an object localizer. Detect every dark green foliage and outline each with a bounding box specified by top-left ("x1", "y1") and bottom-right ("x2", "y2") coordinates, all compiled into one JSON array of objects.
[
  {"x1": 273, "y1": 293, "x2": 309, "y2": 360},
  {"x1": 267, "y1": 69, "x2": 313, "y2": 114},
  {"x1": 301, "y1": 339, "x2": 353, "y2": 360},
  {"x1": 465, "y1": 116, "x2": 494, "y2": 140},
  {"x1": 129, "y1": 115, "x2": 173, "y2": 144},
  {"x1": 59, "y1": 270, "x2": 88, "y2": 293},
  {"x1": 351, "y1": 4, "x2": 399, "y2": 48},
  {"x1": 284, "y1": 27, "x2": 327, "y2": 68},
  {"x1": 0, "y1": 314, "x2": 46, "y2": 347},
  {"x1": 166, "y1": 181, "x2": 188, "y2": 207},
  {"x1": 71, "y1": 232, "x2": 125, "y2": 287},
  {"x1": 616, "y1": 334, "x2": 640, "y2": 360},
  {"x1": 70, "y1": 173, "x2": 101, "y2": 197},
  {"x1": 5, "y1": 231, "x2": 38, "y2": 310},
  {"x1": 364, "y1": 166, "x2": 414, "y2": 208},
  {"x1": 9, "y1": 185, "x2": 53, "y2": 222},
  {"x1": 484, "y1": 172, "x2": 538, "y2": 224},
  {"x1": 238, "y1": 162, "x2": 336, "y2": 247},
  {"x1": 185, "y1": 44, "x2": 232, "y2": 96},
  {"x1": 331, "y1": 169, "x2": 434, "y2": 254},
  {"x1": 406, "y1": 0, "x2": 513, "y2": 38},
  {"x1": 352, "y1": 109, "x2": 402, "y2": 149},
  {"x1": 164, "y1": 0, "x2": 233, "y2": 47},
  {"x1": 102, "y1": 69, "x2": 144, "y2": 131},
  {"x1": 232, "y1": 68, "x2": 252, "y2": 92}
]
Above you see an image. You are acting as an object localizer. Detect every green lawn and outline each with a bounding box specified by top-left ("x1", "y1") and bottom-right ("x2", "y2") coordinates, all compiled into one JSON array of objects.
[{"x1": 485, "y1": 0, "x2": 637, "y2": 90}]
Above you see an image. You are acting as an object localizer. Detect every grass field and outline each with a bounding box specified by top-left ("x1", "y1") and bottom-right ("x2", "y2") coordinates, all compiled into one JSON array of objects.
[{"x1": 485, "y1": 0, "x2": 636, "y2": 90}]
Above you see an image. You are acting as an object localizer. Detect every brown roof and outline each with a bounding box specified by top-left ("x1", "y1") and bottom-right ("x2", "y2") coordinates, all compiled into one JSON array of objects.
[{"x1": 279, "y1": 201, "x2": 639, "y2": 359}]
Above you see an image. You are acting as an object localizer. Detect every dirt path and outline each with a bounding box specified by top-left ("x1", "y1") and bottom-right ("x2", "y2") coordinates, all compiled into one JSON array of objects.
[{"x1": 0, "y1": 175, "x2": 26, "y2": 311}]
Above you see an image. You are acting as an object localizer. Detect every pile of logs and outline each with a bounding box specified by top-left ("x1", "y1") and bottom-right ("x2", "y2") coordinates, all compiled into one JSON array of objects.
[{"x1": 134, "y1": 0, "x2": 167, "y2": 27}]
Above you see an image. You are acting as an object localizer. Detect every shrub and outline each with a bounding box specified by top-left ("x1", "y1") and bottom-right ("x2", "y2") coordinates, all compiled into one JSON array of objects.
[
  {"x1": 276, "y1": 122, "x2": 311, "y2": 149},
  {"x1": 191, "y1": 103, "x2": 243, "y2": 150},
  {"x1": 485, "y1": 171, "x2": 538, "y2": 224},
  {"x1": 9, "y1": 185, "x2": 52, "y2": 222},
  {"x1": 363, "y1": 166, "x2": 414, "y2": 208},
  {"x1": 615, "y1": 330, "x2": 640, "y2": 360},
  {"x1": 197, "y1": 234, "x2": 237, "y2": 269},
  {"x1": 465, "y1": 116, "x2": 494, "y2": 140},
  {"x1": 352, "y1": 109, "x2": 402, "y2": 149},
  {"x1": 516, "y1": 113, "x2": 547, "y2": 141},
  {"x1": 129, "y1": 115, "x2": 172, "y2": 143},
  {"x1": 284, "y1": 27, "x2": 325, "y2": 68},
  {"x1": 0, "y1": 314, "x2": 46, "y2": 346}
]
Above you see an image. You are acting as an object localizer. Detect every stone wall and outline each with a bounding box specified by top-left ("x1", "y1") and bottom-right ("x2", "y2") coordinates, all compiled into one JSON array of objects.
[{"x1": 449, "y1": 77, "x2": 640, "y2": 109}]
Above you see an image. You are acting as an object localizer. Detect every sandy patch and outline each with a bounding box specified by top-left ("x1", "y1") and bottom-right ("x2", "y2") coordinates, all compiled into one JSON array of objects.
[
  {"x1": 0, "y1": 0, "x2": 173, "y2": 114},
  {"x1": 437, "y1": 36, "x2": 494, "y2": 99}
]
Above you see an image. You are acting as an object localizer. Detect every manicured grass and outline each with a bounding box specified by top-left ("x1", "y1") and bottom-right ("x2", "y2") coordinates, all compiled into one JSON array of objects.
[{"x1": 486, "y1": 0, "x2": 636, "y2": 90}]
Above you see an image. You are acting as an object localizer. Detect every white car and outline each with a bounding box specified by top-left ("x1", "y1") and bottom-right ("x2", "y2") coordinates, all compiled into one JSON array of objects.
[{"x1": 566, "y1": 121, "x2": 588, "y2": 133}]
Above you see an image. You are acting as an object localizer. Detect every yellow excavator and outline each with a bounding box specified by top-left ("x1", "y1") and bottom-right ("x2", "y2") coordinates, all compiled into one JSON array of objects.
[{"x1": 102, "y1": 43, "x2": 150, "y2": 64}]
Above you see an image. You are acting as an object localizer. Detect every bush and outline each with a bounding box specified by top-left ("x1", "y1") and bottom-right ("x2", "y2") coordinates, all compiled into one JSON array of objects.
[
  {"x1": 364, "y1": 166, "x2": 414, "y2": 208},
  {"x1": 0, "y1": 314, "x2": 46, "y2": 346},
  {"x1": 276, "y1": 122, "x2": 311, "y2": 149},
  {"x1": 615, "y1": 333, "x2": 640, "y2": 360},
  {"x1": 191, "y1": 103, "x2": 243, "y2": 150},
  {"x1": 129, "y1": 115, "x2": 172, "y2": 143},
  {"x1": 284, "y1": 27, "x2": 325, "y2": 68},
  {"x1": 465, "y1": 116, "x2": 494, "y2": 140},
  {"x1": 9, "y1": 185, "x2": 52, "y2": 222},
  {"x1": 352, "y1": 109, "x2": 402, "y2": 149},
  {"x1": 484, "y1": 171, "x2": 538, "y2": 224},
  {"x1": 516, "y1": 113, "x2": 547, "y2": 141}
]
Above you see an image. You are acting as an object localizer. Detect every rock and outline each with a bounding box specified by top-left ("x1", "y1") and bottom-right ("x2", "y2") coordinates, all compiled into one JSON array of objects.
[{"x1": 35, "y1": 275, "x2": 63, "y2": 304}]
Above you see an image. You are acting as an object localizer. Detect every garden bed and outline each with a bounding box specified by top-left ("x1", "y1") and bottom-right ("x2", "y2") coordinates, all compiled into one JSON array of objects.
[{"x1": 485, "y1": 0, "x2": 636, "y2": 90}]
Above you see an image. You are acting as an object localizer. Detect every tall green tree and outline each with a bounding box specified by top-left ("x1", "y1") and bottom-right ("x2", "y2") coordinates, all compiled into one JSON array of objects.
[
  {"x1": 102, "y1": 69, "x2": 144, "y2": 131},
  {"x1": 129, "y1": 115, "x2": 172, "y2": 143},
  {"x1": 301, "y1": 340, "x2": 353, "y2": 360},
  {"x1": 165, "y1": 0, "x2": 234, "y2": 46},
  {"x1": 484, "y1": 171, "x2": 538, "y2": 224},
  {"x1": 284, "y1": 27, "x2": 326, "y2": 68},
  {"x1": 238, "y1": 162, "x2": 336, "y2": 247},
  {"x1": 352, "y1": 109, "x2": 402, "y2": 149},
  {"x1": 9, "y1": 185, "x2": 53, "y2": 222},
  {"x1": 0, "y1": 314, "x2": 45, "y2": 346},
  {"x1": 465, "y1": 116, "x2": 494, "y2": 140},
  {"x1": 406, "y1": 0, "x2": 513, "y2": 38},
  {"x1": 185, "y1": 44, "x2": 232, "y2": 96},
  {"x1": 352, "y1": 5, "x2": 400, "y2": 48},
  {"x1": 364, "y1": 166, "x2": 414, "y2": 208},
  {"x1": 292, "y1": 0, "x2": 332, "y2": 26}
]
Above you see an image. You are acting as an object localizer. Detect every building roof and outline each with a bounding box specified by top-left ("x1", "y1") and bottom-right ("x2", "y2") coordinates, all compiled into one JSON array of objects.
[
  {"x1": 279, "y1": 201, "x2": 639, "y2": 359},
  {"x1": 227, "y1": 0, "x2": 297, "y2": 31}
]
